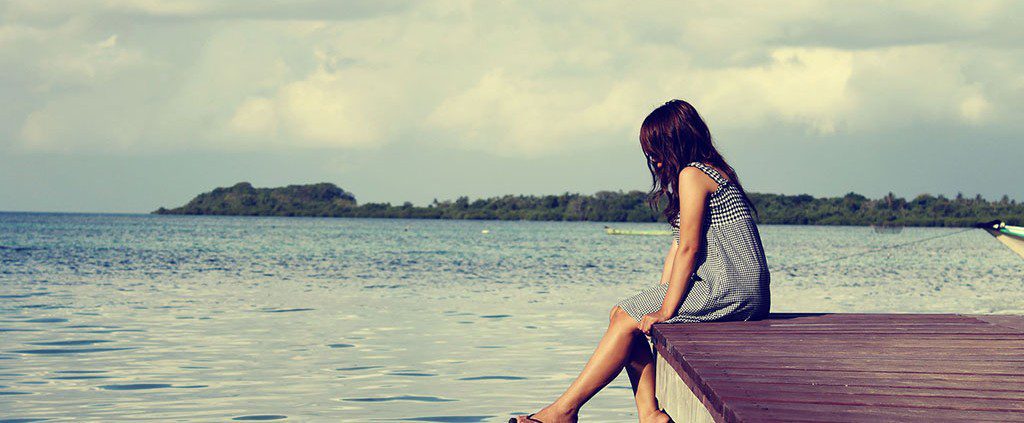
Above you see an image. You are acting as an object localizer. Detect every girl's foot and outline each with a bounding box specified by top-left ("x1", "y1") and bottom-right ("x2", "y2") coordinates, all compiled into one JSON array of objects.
[
  {"x1": 512, "y1": 402, "x2": 578, "y2": 423},
  {"x1": 640, "y1": 409, "x2": 672, "y2": 423}
]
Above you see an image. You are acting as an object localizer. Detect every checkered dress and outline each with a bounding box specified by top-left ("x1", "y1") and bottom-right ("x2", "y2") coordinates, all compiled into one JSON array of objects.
[{"x1": 615, "y1": 162, "x2": 771, "y2": 324}]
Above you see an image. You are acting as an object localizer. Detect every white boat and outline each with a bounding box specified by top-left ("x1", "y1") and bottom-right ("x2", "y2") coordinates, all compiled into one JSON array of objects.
[
  {"x1": 977, "y1": 220, "x2": 1024, "y2": 260},
  {"x1": 604, "y1": 226, "x2": 672, "y2": 236}
]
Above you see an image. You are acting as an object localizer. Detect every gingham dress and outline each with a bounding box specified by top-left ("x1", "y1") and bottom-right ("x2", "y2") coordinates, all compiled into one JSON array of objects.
[{"x1": 615, "y1": 162, "x2": 770, "y2": 324}]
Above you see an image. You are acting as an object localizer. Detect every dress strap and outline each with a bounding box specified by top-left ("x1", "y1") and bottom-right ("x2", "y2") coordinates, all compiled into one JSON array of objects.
[{"x1": 685, "y1": 162, "x2": 729, "y2": 186}]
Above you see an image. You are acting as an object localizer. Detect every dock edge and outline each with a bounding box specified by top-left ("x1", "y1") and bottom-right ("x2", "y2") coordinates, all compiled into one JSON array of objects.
[{"x1": 651, "y1": 325, "x2": 726, "y2": 423}]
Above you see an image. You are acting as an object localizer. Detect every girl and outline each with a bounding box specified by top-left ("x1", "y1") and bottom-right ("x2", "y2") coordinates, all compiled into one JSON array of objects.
[{"x1": 511, "y1": 99, "x2": 771, "y2": 423}]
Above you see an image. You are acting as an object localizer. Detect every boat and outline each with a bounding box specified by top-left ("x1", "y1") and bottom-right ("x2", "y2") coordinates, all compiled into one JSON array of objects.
[
  {"x1": 976, "y1": 220, "x2": 1024, "y2": 260},
  {"x1": 604, "y1": 226, "x2": 672, "y2": 236}
]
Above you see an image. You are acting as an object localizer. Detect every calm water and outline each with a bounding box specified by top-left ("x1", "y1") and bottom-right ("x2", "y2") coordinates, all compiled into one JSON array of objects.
[{"x1": 1, "y1": 213, "x2": 1022, "y2": 421}]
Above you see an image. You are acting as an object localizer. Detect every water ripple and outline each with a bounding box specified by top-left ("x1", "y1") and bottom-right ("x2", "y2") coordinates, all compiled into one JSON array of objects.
[
  {"x1": 387, "y1": 371, "x2": 436, "y2": 377},
  {"x1": 48, "y1": 375, "x2": 110, "y2": 380},
  {"x1": 27, "y1": 340, "x2": 111, "y2": 346},
  {"x1": 336, "y1": 366, "x2": 381, "y2": 371},
  {"x1": 259, "y1": 308, "x2": 315, "y2": 313},
  {"x1": 98, "y1": 383, "x2": 172, "y2": 391},
  {"x1": 343, "y1": 395, "x2": 455, "y2": 403},
  {"x1": 10, "y1": 347, "x2": 133, "y2": 355},
  {"x1": 457, "y1": 376, "x2": 526, "y2": 381},
  {"x1": 24, "y1": 318, "x2": 67, "y2": 324}
]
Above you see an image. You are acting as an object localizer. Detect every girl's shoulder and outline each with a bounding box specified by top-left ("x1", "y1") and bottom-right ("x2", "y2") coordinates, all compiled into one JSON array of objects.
[
  {"x1": 680, "y1": 162, "x2": 728, "y2": 196},
  {"x1": 683, "y1": 162, "x2": 730, "y2": 186}
]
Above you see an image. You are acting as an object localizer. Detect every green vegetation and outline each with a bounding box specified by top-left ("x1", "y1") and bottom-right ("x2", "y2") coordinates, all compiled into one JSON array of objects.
[
  {"x1": 752, "y1": 192, "x2": 1023, "y2": 227},
  {"x1": 154, "y1": 182, "x2": 1024, "y2": 227},
  {"x1": 154, "y1": 182, "x2": 356, "y2": 217}
]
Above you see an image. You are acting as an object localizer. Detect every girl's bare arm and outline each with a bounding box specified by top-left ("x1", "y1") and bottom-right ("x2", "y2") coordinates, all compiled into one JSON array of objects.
[
  {"x1": 640, "y1": 167, "x2": 713, "y2": 335},
  {"x1": 659, "y1": 239, "x2": 678, "y2": 285}
]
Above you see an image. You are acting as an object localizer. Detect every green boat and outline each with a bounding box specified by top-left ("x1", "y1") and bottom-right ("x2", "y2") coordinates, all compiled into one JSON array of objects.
[
  {"x1": 604, "y1": 226, "x2": 672, "y2": 236},
  {"x1": 977, "y1": 220, "x2": 1024, "y2": 260}
]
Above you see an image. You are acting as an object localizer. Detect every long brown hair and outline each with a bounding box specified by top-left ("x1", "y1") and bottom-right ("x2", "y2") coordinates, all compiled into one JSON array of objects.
[{"x1": 639, "y1": 99, "x2": 756, "y2": 226}]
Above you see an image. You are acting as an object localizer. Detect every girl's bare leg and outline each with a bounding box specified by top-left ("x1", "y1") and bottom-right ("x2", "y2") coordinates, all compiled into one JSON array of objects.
[
  {"x1": 513, "y1": 306, "x2": 645, "y2": 423},
  {"x1": 624, "y1": 331, "x2": 671, "y2": 422}
]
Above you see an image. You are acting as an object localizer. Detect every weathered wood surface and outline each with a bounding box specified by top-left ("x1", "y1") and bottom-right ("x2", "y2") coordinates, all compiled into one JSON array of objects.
[{"x1": 651, "y1": 313, "x2": 1024, "y2": 422}]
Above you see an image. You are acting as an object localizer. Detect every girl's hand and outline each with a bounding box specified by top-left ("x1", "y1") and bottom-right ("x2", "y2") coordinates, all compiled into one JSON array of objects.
[{"x1": 640, "y1": 311, "x2": 669, "y2": 335}]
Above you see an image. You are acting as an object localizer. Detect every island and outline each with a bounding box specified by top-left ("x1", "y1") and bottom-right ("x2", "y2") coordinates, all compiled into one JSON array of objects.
[{"x1": 154, "y1": 182, "x2": 1024, "y2": 227}]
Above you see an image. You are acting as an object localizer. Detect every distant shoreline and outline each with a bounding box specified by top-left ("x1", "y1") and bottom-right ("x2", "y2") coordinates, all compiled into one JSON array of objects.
[
  {"x1": 152, "y1": 182, "x2": 1024, "y2": 227},
  {"x1": 2, "y1": 211, "x2": 1003, "y2": 229}
]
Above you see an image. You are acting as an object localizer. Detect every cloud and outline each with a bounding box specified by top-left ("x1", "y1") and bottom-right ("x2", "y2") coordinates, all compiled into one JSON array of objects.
[
  {"x1": 223, "y1": 62, "x2": 397, "y2": 149},
  {"x1": 959, "y1": 93, "x2": 992, "y2": 124},
  {"x1": 425, "y1": 69, "x2": 644, "y2": 156},
  {"x1": 683, "y1": 48, "x2": 855, "y2": 136},
  {"x1": 227, "y1": 97, "x2": 277, "y2": 136},
  {"x1": 2, "y1": 0, "x2": 412, "y2": 22},
  {"x1": 1, "y1": 1, "x2": 1021, "y2": 156}
]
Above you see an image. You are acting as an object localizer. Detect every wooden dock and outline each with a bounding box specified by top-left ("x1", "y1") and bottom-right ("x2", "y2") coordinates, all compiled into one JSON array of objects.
[{"x1": 650, "y1": 313, "x2": 1024, "y2": 422}]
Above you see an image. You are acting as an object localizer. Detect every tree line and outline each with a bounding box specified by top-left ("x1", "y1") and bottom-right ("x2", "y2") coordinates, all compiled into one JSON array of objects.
[{"x1": 154, "y1": 182, "x2": 1024, "y2": 227}]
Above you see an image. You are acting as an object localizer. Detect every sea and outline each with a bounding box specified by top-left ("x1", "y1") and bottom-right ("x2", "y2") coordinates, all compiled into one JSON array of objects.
[{"x1": 1, "y1": 212, "x2": 1022, "y2": 422}]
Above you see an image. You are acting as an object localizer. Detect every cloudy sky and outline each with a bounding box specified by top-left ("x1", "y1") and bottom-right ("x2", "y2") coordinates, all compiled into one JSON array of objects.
[{"x1": 1, "y1": 0, "x2": 1021, "y2": 213}]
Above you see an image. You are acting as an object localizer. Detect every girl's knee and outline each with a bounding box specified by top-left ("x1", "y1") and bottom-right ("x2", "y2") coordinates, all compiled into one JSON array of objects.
[
  {"x1": 610, "y1": 305, "x2": 632, "y2": 323},
  {"x1": 610, "y1": 306, "x2": 640, "y2": 330},
  {"x1": 609, "y1": 305, "x2": 622, "y2": 321}
]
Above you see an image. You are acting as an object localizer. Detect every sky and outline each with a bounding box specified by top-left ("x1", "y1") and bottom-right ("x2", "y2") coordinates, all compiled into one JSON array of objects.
[{"x1": 0, "y1": 0, "x2": 1022, "y2": 213}]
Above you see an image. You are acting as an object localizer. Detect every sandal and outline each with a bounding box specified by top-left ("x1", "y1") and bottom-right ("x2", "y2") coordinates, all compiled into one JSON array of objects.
[{"x1": 508, "y1": 413, "x2": 544, "y2": 423}]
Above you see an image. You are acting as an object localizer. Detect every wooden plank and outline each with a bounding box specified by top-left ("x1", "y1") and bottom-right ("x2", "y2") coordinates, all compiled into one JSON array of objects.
[
  {"x1": 684, "y1": 357, "x2": 1024, "y2": 372},
  {"x1": 698, "y1": 367, "x2": 1024, "y2": 384},
  {"x1": 738, "y1": 313, "x2": 965, "y2": 319},
  {"x1": 715, "y1": 389, "x2": 1024, "y2": 411},
  {"x1": 730, "y1": 402, "x2": 1024, "y2": 423},
  {"x1": 665, "y1": 335, "x2": 1024, "y2": 344},
  {"x1": 699, "y1": 379, "x2": 1024, "y2": 401},
  {"x1": 674, "y1": 342, "x2": 1024, "y2": 353},
  {"x1": 971, "y1": 314, "x2": 1024, "y2": 332},
  {"x1": 659, "y1": 321, "x2": 989, "y2": 329},
  {"x1": 650, "y1": 313, "x2": 1024, "y2": 422},
  {"x1": 679, "y1": 339, "x2": 1019, "y2": 349},
  {"x1": 662, "y1": 345, "x2": 1024, "y2": 360},
  {"x1": 678, "y1": 348, "x2": 1024, "y2": 360},
  {"x1": 658, "y1": 320, "x2": 1017, "y2": 331},
  {"x1": 658, "y1": 313, "x2": 972, "y2": 324},
  {"x1": 679, "y1": 358, "x2": 1024, "y2": 374},
  {"x1": 658, "y1": 328, "x2": 1023, "y2": 335},
  {"x1": 657, "y1": 317, "x2": 993, "y2": 326},
  {"x1": 700, "y1": 374, "x2": 1024, "y2": 392}
]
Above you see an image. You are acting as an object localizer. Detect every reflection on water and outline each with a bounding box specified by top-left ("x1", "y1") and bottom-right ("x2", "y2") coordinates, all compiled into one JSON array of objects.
[{"x1": 1, "y1": 213, "x2": 1022, "y2": 421}]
